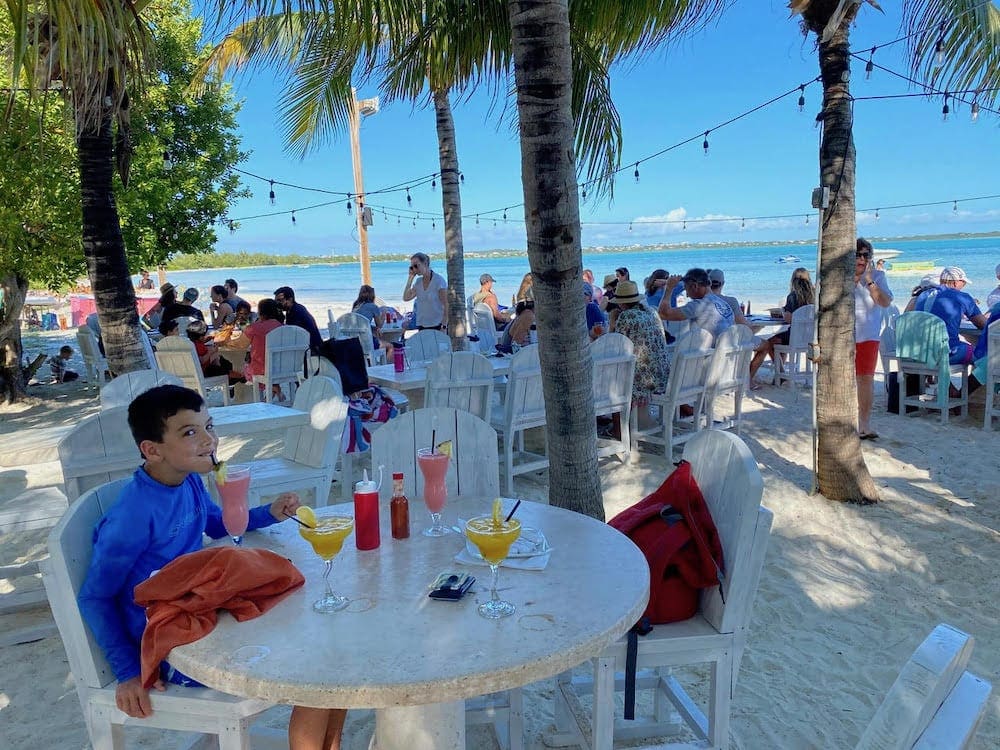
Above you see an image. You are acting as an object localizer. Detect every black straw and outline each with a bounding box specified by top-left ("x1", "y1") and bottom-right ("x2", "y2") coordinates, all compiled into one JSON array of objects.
[
  {"x1": 431, "y1": 429, "x2": 437, "y2": 453},
  {"x1": 211, "y1": 452, "x2": 220, "y2": 468},
  {"x1": 504, "y1": 500, "x2": 522, "y2": 523},
  {"x1": 283, "y1": 511, "x2": 313, "y2": 529}
]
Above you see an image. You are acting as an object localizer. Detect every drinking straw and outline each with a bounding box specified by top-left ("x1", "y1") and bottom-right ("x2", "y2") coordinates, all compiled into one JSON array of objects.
[
  {"x1": 431, "y1": 428, "x2": 437, "y2": 454},
  {"x1": 283, "y1": 511, "x2": 314, "y2": 529},
  {"x1": 211, "y1": 452, "x2": 220, "y2": 467},
  {"x1": 504, "y1": 499, "x2": 522, "y2": 523}
]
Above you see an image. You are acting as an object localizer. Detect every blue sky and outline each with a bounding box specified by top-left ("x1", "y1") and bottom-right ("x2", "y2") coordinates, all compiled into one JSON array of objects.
[{"x1": 208, "y1": 1, "x2": 1000, "y2": 257}]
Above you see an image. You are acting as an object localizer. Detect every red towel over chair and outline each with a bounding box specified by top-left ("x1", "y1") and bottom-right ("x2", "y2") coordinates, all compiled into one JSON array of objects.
[{"x1": 134, "y1": 547, "x2": 305, "y2": 688}]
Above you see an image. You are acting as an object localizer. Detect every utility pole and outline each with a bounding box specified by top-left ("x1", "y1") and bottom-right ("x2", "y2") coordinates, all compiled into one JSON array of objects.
[{"x1": 348, "y1": 88, "x2": 380, "y2": 285}]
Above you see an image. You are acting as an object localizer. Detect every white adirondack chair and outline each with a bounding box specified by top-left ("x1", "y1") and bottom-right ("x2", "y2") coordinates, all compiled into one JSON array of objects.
[
  {"x1": 252, "y1": 325, "x2": 310, "y2": 403},
  {"x1": 76, "y1": 326, "x2": 109, "y2": 388},
  {"x1": 57, "y1": 406, "x2": 140, "y2": 502},
  {"x1": 855, "y1": 623, "x2": 991, "y2": 750},
  {"x1": 700, "y1": 324, "x2": 755, "y2": 433},
  {"x1": 40, "y1": 479, "x2": 272, "y2": 750},
  {"x1": 337, "y1": 311, "x2": 384, "y2": 366},
  {"x1": 896, "y1": 311, "x2": 970, "y2": 424},
  {"x1": 154, "y1": 336, "x2": 231, "y2": 406},
  {"x1": 552, "y1": 429, "x2": 773, "y2": 750},
  {"x1": 773, "y1": 304, "x2": 814, "y2": 389},
  {"x1": 371, "y1": 406, "x2": 499, "y2": 502},
  {"x1": 473, "y1": 303, "x2": 498, "y2": 355},
  {"x1": 490, "y1": 344, "x2": 547, "y2": 493},
  {"x1": 243, "y1": 376, "x2": 348, "y2": 508},
  {"x1": 631, "y1": 329, "x2": 714, "y2": 457},
  {"x1": 99, "y1": 370, "x2": 182, "y2": 410},
  {"x1": 423, "y1": 352, "x2": 495, "y2": 422},
  {"x1": 983, "y1": 319, "x2": 1000, "y2": 431},
  {"x1": 406, "y1": 328, "x2": 451, "y2": 364},
  {"x1": 590, "y1": 333, "x2": 635, "y2": 462}
]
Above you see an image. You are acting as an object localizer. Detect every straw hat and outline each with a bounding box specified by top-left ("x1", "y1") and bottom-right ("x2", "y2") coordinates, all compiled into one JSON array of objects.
[
  {"x1": 613, "y1": 280, "x2": 641, "y2": 305},
  {"x1": 603, "y1": 274, "x2": 618, "y2": 289}
]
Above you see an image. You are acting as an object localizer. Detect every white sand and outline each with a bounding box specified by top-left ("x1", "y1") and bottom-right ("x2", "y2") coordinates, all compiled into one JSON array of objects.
[{"x1": 1, "y1": 366, "x2": 998, "y2": 749}]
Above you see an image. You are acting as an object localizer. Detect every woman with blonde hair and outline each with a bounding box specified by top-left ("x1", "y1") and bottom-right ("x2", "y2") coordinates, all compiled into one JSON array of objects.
[
  {"x1": 749, "y1": 267, "x2": 815, "y2": 384},
  {"x1": 513, "y1": 272, "x2": 534, "y2": 305}
]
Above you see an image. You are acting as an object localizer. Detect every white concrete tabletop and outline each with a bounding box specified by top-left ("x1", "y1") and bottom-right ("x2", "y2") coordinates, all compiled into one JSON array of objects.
[
  {"x1": 208, "y1": 402, "x2": 309, "y2": 437},
  {"x1": 169, "y1": 498, "x2": 648, "y2": 749},
  {"x1": 367, "y1": 356, "x2": 511, "y2": 392}
]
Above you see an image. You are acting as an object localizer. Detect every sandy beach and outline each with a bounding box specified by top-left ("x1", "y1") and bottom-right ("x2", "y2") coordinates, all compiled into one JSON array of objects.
[{"x1": 1, "y1": 340, "x2": 997, "y2": 749}]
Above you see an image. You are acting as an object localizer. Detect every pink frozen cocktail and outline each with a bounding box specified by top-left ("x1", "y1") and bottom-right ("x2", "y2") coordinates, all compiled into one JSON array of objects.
[
  {"x1": 416, "y1": 448, "x2": 450, "y2": 536},
  {"x1": 218, "y1": 464, "x2": 250, "y2": 545}
]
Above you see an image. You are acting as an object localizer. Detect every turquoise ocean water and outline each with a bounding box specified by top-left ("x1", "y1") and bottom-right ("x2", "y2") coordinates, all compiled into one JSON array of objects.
[{"x1": 157, "y1": 236, "x2": 1000, "y2": 317}]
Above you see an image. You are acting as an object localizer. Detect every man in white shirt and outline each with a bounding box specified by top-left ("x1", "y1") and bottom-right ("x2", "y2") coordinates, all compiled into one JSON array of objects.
[
  {"x1": 658, "y1": 268, "x2": 736, "y2": 341},
  {"x1": 403, "y1": 252, "x2": 448, "y2": 330}
]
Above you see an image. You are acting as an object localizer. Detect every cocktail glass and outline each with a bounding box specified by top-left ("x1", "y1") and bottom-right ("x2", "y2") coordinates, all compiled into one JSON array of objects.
[
  {"x1": 299, "y1": 516, "x2": 355, "y2": 613},
  {"x1": 217, "y1": 464, "x2": 251, "y2": 546},
  {"x1": 417, "y1": 447, "x2": 450, "y2": 536},
  {"x1": 465, "y1": 516, "x2": 522, "y2": 619}
]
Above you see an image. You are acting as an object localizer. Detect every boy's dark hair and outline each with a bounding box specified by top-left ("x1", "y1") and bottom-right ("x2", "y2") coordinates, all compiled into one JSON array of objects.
[
  {"x1": 225, "y1": 278, "x2": 238, "y2": 291},
  {"x1": 258, "y1": 298, "x2": 285, "y2": 322},
  {"x1": 235, "y1": 300, "x2": 252, "y2": 313},
  {"x1": 59, "y1": 345, "x2": 73, "y2": 356},
  {"x1": 128, "y1": 385, "x2": 205, "y2": 446},
  {"x1": 158, "y1": 318, "x2": 179, "y2": 336},
  {"x1": 273, "y1": 285, "x2": 295, "y2": 301},
  {"x1": 211, "y1": 284, "x2": 228, "y2": 299}
]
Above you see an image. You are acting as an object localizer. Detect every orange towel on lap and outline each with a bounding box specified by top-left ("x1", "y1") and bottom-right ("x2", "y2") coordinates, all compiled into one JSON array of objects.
[{"x1": 134, "y1": 547, "x2": 304, "y2": 688}]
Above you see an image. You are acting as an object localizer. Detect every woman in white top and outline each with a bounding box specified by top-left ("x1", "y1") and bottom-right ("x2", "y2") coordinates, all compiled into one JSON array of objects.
[
  {"x1": 854, "y1": 238, "x2": 893, "y2": 439},
  {"x1": 403, "y1": 252, "x2": 447, "y2": 330}
]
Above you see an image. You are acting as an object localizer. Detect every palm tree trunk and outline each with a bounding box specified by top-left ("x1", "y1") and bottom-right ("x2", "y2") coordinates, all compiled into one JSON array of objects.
[
  {"x1": 813, "y1": 15, "x2": 880, "y2": 504},
  {"x1": 433, "y1": 89, "x2": 468, "y2": 351},
  {"x1": 0, "y1": 273, "x2": 29, "y2": 402},
  {"x1": 507, "y1": 0, "x2": 603, "y2": 520},
  {"x1": 75, "y1": 94, "x2": 149, "y2": 375}
]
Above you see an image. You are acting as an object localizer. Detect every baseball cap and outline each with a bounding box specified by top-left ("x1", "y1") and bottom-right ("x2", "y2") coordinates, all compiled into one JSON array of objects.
[
  {"x1": 681, "y1": 268, "x2": 711, "y2": 286},
  {"x1": 479, "y1": 273, "x2": 495, "y2": 284},
  {"x1": 918, "y1": 273, "x2": 939, "y2": 289},
  {"x1": 707, "y1": 269, "x2": 725, "y2": 286},
  {"x1": 182, "y1": 287, "x2": 200, "y2": 301},
  {"x1": 939, "y1": 267, "x2": 970, "y2": 284}
]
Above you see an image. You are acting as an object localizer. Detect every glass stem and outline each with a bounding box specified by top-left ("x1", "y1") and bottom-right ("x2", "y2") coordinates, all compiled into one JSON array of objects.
[
  {"x1": 232, "y1": 535, "x2": 243, "y2": 546},
  {"x1": 489, "y1": 563, "x2": 501, "y2": 602},
  {"x1": 323, "y1": 560, "x2": 333, "y2": 598}
]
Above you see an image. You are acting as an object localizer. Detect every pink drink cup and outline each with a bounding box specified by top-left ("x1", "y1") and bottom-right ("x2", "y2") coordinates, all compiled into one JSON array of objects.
[
  {"x1": 416, "y1": 449, "x2": 449, "y2": 513},
  {"x1": 218, "y1": 465, "x2": 250, "y2": 537}
]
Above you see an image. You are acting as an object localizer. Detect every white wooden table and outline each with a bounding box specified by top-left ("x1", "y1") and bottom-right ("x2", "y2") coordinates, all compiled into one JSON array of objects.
[
  {"x1": 169, "y1": 499, "x2": 649, "y2": 750},
  {"x1": 208, "y1": 403, "x2": 310, "y2": 437},
  {"x1": 746, "y1": 315, "x2": 790, "y2": 340},
  {"x1": 367, "y1": 356, "x2": 511, "y2": 393}
]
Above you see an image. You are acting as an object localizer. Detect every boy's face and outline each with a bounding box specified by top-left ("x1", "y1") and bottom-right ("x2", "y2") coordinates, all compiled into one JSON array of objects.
[{"x1": 140, "y1": 407, "x2": 218, "y2": 484}]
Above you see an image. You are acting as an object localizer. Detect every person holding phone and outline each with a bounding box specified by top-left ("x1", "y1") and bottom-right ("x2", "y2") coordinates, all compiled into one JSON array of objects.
[
  {"x1": 854, "y1": 237, "x2": 893, "y2": 439},
  {"x1": 403, "y1": 252, "x2": 447, "y2": 330}
]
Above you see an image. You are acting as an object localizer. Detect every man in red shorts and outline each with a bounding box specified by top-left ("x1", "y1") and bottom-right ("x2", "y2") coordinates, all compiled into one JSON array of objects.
[{"x1": 854, "y1": 238, "x2": 893, "y2": 439}]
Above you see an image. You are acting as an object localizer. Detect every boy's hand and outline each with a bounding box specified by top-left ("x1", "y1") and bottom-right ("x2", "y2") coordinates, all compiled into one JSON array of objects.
[
  {"x1": 270, "y1": 492, "x2": 301, "y2": 521},
  {"x1": 116, "y1": 676, "x2": 165, "y2": 718}
]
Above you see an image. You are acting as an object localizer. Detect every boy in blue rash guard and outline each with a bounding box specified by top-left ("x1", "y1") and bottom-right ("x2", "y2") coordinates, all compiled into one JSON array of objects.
[{"x1": 78, "y1": 385, "x2": 301, "y2": 719}]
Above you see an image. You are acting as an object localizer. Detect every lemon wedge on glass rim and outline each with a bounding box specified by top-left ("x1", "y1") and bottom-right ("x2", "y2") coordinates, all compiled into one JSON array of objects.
[
  {"x1": 296, "y1": 505, "x2": 317, "y2": 528},
  {"x1": 213, "y1": 460, "x2": 228, "y2": 485},
  {"x1": 435, "y1": 440, "x2": 453, "y2": 458}
]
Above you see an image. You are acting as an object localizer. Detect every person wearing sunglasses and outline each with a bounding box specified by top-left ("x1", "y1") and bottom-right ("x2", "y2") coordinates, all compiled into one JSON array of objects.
[
  {"x1": 403, "y1": 252, "x2": 447, "y2": 331},
  {"x1": 854, "y1": 237, "x2": 893, "y2": 439}
]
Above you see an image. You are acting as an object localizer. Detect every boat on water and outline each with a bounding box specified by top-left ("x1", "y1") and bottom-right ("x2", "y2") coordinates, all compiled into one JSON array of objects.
[
  {"x1": 873, "y1": 248, "x2": 903, "y2": 261},
  {"x1": 776, "y1": 254, "x2": 801, "y2": 264}
]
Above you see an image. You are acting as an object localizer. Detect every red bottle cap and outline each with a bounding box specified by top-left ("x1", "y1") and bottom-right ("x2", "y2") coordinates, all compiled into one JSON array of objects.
[{"x1": 393, "y1": 472, "x2": 403, "y2": 479}]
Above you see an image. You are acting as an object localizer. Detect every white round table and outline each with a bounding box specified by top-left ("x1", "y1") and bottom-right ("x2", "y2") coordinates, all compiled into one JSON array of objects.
[{"x1": 169, "y1": 498, "x2": 649, "y2": 750}]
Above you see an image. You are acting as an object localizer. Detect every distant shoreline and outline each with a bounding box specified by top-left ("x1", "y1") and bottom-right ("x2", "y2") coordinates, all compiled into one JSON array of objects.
[{"x1": 163, "y1": 231, "x2": 1000, "y2": 272}]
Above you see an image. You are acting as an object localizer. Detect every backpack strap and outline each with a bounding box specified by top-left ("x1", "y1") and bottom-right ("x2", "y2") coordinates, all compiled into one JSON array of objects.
[{"x1": 623, "y1": 617, "x2": 652, "y2": 720}]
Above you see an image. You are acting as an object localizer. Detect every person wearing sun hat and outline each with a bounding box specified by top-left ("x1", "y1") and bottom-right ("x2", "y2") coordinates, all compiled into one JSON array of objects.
[
  {"x1": 599, "y1": 273, "x2": 619, "y2": 315},
  {"x1": 658, "y1": 267, "x2": 735, "y2": 341},
  {"x1": 611, "y1": 279, "x2": 670, "y2": 405},
  {"x1": 911, "y1": 266, "x2": 987, "y2": 366}
]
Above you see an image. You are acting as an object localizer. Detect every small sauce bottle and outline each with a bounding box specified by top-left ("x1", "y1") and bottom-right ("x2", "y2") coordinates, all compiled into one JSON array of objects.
[{"x1": 390, "y1": 472, "x2": 410, "y2": 539}]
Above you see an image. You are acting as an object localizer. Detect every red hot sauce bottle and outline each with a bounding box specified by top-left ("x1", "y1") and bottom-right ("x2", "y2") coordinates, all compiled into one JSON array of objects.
[{"x1": 390, "y1": 472, "x2": 410, "y2": 540}]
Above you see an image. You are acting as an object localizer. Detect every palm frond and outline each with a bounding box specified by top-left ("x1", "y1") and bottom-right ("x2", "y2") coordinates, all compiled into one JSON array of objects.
[{"x1": 569, "y1": 35, "x2": 622, "y2": 201}]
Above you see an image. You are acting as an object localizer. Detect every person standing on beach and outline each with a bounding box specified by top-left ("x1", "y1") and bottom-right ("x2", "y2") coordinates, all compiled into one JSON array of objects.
[
  {"x1": 854, "y1": 238, "x2": 893, "y2": 439},
  {"x1": 274, "y1": 286, "x2": 324, "y2": 353},
  {"x1": 658, "y1": 268, "x2": 735, "y2": 341},
  {"x1": 403, "y1": 252, "x2": 447, "y2": 330}
]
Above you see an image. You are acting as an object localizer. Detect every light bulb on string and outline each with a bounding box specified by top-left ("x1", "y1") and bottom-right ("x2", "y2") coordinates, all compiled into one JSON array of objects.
[
  {"x1": 702, "y1": 131, "x2": 710, "y2": 156},
  {"x1": 475, "y1": 215, "x2": 480, "y2": 226},
  {"x1": 346, "y1": 197, "x2": 352, "y2": 214},
  {"x1": 740, "y1": 218, "x2": 745, "y2": 231},
  {"x1": 628, "y1": 222, "x2": 633, "y2": 232},
  {"x1": 633, "y1": 162, "x2": 640, "y2": 183},
  {"x1": 432, "y1": 219, "x2": 436, "y2": 229},
  {"x1": 228, "y1": 220, "x2": 235, "y2": 234},
  {"x1": 971, "y1": 101, "x2": 980, "y2": 122},
  {"x1": 493, "y1": 218, "x2": 497, "y2": 227},
  {"x1": 935, "y1": 23, "x2": 945, "y2": 66},
  {"x1": 953, "y1": 200, "x2": 958, "y2": 214},
  {"x1": 269, "y1": 180, "x2": 276, "y2": 205},
  {"x1": 682, "y1": 221, "x2": 686, "y2": 231},
  {"x1": 460, "y1": 172, "x2": 465, "y2": 184},
  {"x1": 291, "y1": 210, "x2": 296, "y2": 226},
  {"x1": 582, "y1": 186, "x2": 587, "y2": 200},
  {"x1": 814, "y1": 111, "x2": 823, "y2": 129},
  {"x1": 412, "y1": 218, "x2": 416, "y2": 227},
  {"x1": 503, "y1": 210, "x2": 507, "y2": 223},
  {"x1": 431, "y1": 175, "x2": 437, "y2": 191},
  {"x1": 162, "y1": 150, "x2": 172, "y2": 170},
  {"x1": 397, "y1": 217, "x2": 400, "y2": 225},
  {"x1": 942, "y1": 93, "x2": 950, "y2": 121},
  {"x1": 875, "y1": 208, "x2": 880, "y2": 222},
  {"x1": 865, "y1": 47, "x2": 875, "y2": 80},
  {"x1": 406, "y1": 188, "x2": 412, "y2": 206},
  {"x1": 805, "y1": 214, "x2": 809, "y2": 225},
  {"x1": 797, "y1": 85, "x2": 805, "y2": 113}
]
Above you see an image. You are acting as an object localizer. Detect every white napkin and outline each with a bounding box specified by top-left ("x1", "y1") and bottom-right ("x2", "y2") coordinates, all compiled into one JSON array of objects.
[{"x1": 454, "y1": 547, "x2": 551, "y2": 571}]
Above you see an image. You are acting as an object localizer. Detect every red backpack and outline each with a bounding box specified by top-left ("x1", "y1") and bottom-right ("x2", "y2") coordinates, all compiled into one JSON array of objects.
[{"x1": 609, "y1": 460, "x2": 724, "y2": 624}]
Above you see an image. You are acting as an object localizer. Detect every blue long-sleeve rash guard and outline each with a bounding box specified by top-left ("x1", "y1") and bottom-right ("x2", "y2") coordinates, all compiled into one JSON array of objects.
[{"x1": 78, "y1": 468, "x2": 278, "y2": 682}]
